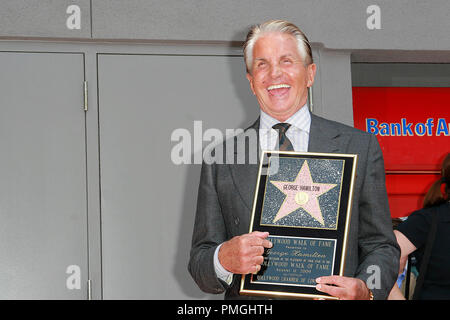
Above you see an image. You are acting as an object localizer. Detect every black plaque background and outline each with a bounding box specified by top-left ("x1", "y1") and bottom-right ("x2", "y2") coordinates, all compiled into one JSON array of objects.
[{"x1": 240, "y1": 152, "x2": 357, "y2": 299}]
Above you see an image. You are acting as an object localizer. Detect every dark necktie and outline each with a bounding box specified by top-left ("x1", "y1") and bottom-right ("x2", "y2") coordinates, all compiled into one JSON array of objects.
[{"x1": 272, "y1": 123, "x2": 294, "y2": 151}]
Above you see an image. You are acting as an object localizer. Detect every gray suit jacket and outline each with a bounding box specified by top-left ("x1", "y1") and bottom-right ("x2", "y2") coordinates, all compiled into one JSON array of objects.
[{"x1": 188, "y1": 114, "x2": 400, "y2": 300}]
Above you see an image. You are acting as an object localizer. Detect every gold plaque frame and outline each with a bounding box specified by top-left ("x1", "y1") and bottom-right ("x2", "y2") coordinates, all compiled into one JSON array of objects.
[{"x1": 240, "y1": 151, "x2": 358, "y2": 299}]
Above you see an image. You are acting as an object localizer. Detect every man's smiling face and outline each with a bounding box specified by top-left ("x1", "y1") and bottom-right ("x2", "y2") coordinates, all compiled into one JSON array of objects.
[{"x1": 246, "y1": 32, "x2": 316, "y2": 122}]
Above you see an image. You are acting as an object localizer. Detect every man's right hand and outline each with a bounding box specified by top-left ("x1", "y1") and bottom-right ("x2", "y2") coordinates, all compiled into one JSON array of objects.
[{"x1": 218, "y1": 231, "x2": 272, "y2": 274}]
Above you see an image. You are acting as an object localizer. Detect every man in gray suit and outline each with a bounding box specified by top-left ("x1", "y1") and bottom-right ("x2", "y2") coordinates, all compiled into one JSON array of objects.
[{"x1": 188, "y1": 20, "x2": 399, "y2": 300}]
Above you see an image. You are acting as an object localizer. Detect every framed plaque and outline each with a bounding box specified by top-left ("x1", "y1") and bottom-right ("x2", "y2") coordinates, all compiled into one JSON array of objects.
[{"x1": 240, "y1": 151, "x2": 358, "y2": 299}]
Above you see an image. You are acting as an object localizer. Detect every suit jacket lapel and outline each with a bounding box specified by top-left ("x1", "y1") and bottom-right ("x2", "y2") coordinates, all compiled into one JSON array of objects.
[{"x1": 227, "y1": 118, "x2": 260, "y2": 212}]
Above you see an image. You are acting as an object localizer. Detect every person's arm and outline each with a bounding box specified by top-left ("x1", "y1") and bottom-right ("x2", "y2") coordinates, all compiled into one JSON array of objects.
[
  {"x1": 315, "y1": 275, "x2": 373, "y2": 300},
  {"x1": 188, "y1": 162, "x2": 230, "y2": 294},
  {"x1": 213, "y1": 244, "x2": 233, "y2": 284},
  {"x1": 388, "y1": 283, "x2": 406, "y2": 300},
  {"x1": 214, "y1": 231, "x2": 273, "y2": 282},
  {"x1": 386, "y1": 230, "x2": 417, "y2": 300},
  {"x1": 394, "y1": 230, "x2": 417, "y2": 272},
  {"x1": 218, "y1": 231, "x2": 272, "y2": 274},
  {"x1": 188, "y1": 161, "x2": 272, "y2": 294}
]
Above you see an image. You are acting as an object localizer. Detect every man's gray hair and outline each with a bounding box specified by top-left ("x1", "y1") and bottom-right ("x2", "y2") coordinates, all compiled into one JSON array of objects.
[{"x1": 243, "y1": 19, "x2": 313, "y2": 73}]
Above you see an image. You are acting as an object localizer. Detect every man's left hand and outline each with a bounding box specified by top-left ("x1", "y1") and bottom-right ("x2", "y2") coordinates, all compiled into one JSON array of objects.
[{"x1": 315, "y1": 276, "x2": 372, "y2": 300}]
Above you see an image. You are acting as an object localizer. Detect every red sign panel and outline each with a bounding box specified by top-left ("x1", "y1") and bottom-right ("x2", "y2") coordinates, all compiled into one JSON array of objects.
[{"x1": 352, "y1": 87, "x2": 449, "y2": 217}]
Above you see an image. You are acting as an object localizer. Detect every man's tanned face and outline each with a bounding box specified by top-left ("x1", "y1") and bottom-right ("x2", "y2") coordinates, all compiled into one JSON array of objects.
[{"x1": 246, "y1": 32, "x2": 316, "y2": 122}]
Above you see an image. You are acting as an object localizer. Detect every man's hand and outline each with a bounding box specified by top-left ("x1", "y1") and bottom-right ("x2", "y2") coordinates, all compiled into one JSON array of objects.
[
  {"x1": 315, "y1": 276, "x2": 372, "y2": 300},
  {"x1": 218, "y1": 231, "x2": 272, "y2": 274}
]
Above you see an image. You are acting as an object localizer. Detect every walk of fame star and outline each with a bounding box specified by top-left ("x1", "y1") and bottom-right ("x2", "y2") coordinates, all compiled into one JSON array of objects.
[{"x1": 270, "y1": 160, "x2": 337, "y2": 225}]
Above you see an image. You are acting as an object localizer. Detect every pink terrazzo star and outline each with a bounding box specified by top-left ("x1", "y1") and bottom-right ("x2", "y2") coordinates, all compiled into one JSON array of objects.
[{"x1": 270, "y1": 160, "x2": 337, "y2": 225}]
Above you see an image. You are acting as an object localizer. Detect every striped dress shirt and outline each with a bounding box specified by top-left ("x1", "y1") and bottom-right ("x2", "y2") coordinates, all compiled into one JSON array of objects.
[{"x1": 259, "y1": 103, "x2": 311, "y2": 152}]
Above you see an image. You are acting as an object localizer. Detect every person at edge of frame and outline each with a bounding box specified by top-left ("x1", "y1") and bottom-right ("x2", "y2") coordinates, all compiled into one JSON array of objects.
[{"x1": 389, "y1": 153, "x2": 450, "y2": 300}]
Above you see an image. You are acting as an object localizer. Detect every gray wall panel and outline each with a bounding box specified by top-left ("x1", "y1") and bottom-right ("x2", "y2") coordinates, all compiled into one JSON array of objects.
[
  {"x1": 98, "y1": 54, "x2": 259, "y2": 299},
  {"x1": 0, "y1": 52, "x2": 88, "y2": 299},
  {"x1": 92, "y1": 0, "x2": 450, "y2": 50},
  {"x1": 1, "y1": 0, "x2": 449, "y2": 52},
  {"x1": 0, "y1": 0, "x2": 91, "y2": 38}
]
